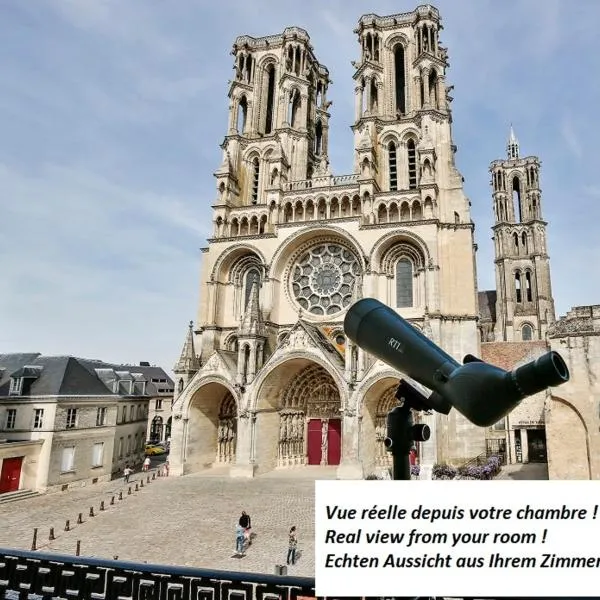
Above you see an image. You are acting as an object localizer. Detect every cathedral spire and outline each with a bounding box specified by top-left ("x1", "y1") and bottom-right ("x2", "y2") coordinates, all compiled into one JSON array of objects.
[
  {"x1": 174, "y1": 321, "x2": 200, "y2": 373},
  {"x1": 239, "y1": 278, "x2": 264, "y2": 336},
  {"x1": 507, "y1": 124, "x2": 519, "y2": 159}
]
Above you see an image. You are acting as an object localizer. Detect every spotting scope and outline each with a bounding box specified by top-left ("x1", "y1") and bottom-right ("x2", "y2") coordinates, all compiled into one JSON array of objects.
[{"x1": 344, "y1": 298, "x2": 569, "y2": 427}]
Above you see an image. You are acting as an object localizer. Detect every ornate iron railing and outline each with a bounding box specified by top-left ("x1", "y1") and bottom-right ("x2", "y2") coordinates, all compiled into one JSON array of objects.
[
  {"x1": 0, "y1": 547, "x2": 317, "y2": 600},
  {"x1": 0, "y1": 549, "x2": 589, "y2": 600}
]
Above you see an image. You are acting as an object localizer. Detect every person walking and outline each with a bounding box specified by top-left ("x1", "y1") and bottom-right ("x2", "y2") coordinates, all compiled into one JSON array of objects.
[
  {"x1": 123, "y1": 465, "x2": 132, "y2": 483},
  {"x1": 287, "y1": 526, "x2": 298, "y2": 565},
  {"x1": 239, "y1": 511, "x2": 252, "y2": 547},
  {"x1": 143, "y1": 456, "x2": 151, "y2": 472}
]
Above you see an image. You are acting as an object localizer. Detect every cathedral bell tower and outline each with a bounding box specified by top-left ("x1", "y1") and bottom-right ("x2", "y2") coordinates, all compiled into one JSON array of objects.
[
  {"x1": 490, "y1": 127, "x2": 556, "y2": 341},
  {"x1": 211, "y1": 29, "x2": 332, "y2": 241}
]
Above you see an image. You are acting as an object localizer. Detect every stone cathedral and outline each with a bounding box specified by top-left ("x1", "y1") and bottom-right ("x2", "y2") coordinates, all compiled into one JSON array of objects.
[{"x1": 169, "y1": 5, "x2": 556, "y2": 479}]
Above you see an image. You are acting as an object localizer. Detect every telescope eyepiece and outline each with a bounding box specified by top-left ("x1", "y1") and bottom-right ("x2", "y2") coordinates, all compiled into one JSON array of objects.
[{"x1": 512, "y1": 351, "x2": 570, "y2": 398}]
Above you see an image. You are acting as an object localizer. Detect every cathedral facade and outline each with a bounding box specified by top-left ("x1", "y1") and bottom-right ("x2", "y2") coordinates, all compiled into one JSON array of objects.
[{"x1": 169, "y1": 5, "x2": 488, "y2": 479}]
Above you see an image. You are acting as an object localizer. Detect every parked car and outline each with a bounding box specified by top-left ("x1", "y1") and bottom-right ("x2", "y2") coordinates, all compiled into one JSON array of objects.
[{"x1": 145, "y1": 444, "x2": 166, "y2": 456}]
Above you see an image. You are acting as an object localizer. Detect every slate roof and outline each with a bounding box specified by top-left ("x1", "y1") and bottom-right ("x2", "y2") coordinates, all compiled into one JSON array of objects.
[
  {"x1": 478, "y1": 290, "x2": 497, "y2": 322},
  {"x1": 0, "y1": 353, "x2": 173, "y2": 399}
]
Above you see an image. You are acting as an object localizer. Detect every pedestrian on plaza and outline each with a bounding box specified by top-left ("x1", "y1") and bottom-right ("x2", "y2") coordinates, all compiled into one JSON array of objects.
[
  {"x1": 235, "y1": 524, "x2": 246, "y2": 556},
  {"x1": 123, "y1": 465, "x2": 132, "y2": 483},
  {"x1": 164, "y1": 460, "x2": 170, "y2": 477},
  {"x1": 143, "y1": 456, "x2": 151, "y2": 472},
  {"x1": 239, "y1": 510, "x2": 252, "y2": 546},
  {"x1": 287, "y1": 526, "x2": 298, "y2": 566}
]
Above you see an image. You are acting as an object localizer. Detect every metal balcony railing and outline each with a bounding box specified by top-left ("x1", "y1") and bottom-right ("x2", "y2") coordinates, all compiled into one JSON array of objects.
[
  {"x1": 0, "y1": 549, "x2": 594, "y2": 600},
  {"x1": 0, "y1": 547, "x2": 315, "y2": 600}
]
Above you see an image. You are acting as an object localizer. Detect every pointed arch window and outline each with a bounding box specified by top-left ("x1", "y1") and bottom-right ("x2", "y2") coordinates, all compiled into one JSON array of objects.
[
  {"x1": 264, "y1": 64, "x2": 276, "y2": 134},
  {"x1": 394, "y1": 44, "x2": 406, "y2": 115},
  {"x1": 237, "y1": 96, "x2": 248, "y2": 133},
  {"x1": 251, "y1": 157, "x2": 260, "y2": 204},
  {"x1": 407, "y1": 139, "x2": 417, "y2": 189},
  {"x1": 388, "y1": 141, "x2": 398, "y2": 191},
  {"x1": 178, "y1": 379, "x2": 184, "y2": 393},
  {"x1": 244, "y1": 269, "x2": 260, "y2": 309},
  {"x1": 315, "y1": 120, "x2": 323, "y2": 155},
  {"x1": 395, "y1": 258, "x2": 413, "y2": 308},
  {"x1": 525, "y1": 271, "x2": 532, "y2": 302},
  {"x1": 522, "y1": 324, "x2": 533, "y2": 341},
  {"x1": 512, "y1": 176, "x2": 522, "y2": 222},
  {"x1": 515, "y1": 272, "x2": 522, "y2": 303}
]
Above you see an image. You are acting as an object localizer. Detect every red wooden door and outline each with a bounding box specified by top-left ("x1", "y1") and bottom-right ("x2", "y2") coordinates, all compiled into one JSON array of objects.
[
  {"x1": 307, "y1": 419, "x2": 322, "y2": 465},
  {"x1": 0, "y1": 457, "x2": 23, "y2": 494},
  {"x1": 327, "y1": 419, "x2": 342, "y2": 465}
]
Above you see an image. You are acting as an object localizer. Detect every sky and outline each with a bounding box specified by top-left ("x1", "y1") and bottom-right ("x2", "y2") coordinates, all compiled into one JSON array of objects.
[{"x1": 1, "y1": 0, "x2": 599, "y2": 372}]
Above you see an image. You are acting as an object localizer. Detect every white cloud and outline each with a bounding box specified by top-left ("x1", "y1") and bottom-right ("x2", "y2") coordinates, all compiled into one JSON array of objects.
[{"x1": 560, "y1": 117, "x2": 583, "y2": 158}]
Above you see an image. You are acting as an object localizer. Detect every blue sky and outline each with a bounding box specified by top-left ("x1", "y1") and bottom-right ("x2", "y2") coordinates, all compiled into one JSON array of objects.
[{"x1": 1, "y1": 0, "x2": 599, "y2": 371}]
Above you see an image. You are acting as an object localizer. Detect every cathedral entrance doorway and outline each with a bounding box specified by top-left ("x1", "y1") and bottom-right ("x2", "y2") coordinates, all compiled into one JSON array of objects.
[
  {"x1": 277, "y1": 364, "x2": 342, "y2": 467},
  {"x1": 306, "y1": 418, "x2": 342, "y2": 465},
  {"x1": 185, "y1": 382, "x2": 238, "y2": 473}
]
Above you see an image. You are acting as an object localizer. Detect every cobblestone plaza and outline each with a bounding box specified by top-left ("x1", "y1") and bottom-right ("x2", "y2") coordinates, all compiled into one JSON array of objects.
[{"x1": 0, "y1": 468, "x2": 335, "y2": 577}]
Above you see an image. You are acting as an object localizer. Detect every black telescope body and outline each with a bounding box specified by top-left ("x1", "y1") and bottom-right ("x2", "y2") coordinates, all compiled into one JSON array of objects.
[{"x1": 344, "y1": 298, "x2": 570, "y2": 427}]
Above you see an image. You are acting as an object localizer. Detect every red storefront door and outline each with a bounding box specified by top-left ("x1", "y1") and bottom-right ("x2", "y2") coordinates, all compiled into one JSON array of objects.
[
  {"x1": 327, "y1": 419, "x2": 342, "y2": 465},
  {"x1": 0, "y1": 457, "x2": 23, "y2": 494},
  {"x1": 307, "y1": 419, "x2": 322, "y2": 465}
]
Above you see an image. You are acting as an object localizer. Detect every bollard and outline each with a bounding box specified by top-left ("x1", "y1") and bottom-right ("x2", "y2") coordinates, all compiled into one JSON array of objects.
[
  {"x1": 77, "y1": 513, "x2": 83, "y2": 524},
  {"x1": 65, "y1": 520, "x2": 70, "y2": 532},
  {"x1": 49, "y1": 527, "x2": 55, "y2": 541},
  {"x1": 157, "y1": 469, "x2": 162, "y2": 477},
  {"x1": 152, "y1": 472, "x2": 156, "y2": 480},
  {"x1": 100, "y1": 501, "x2": 105, "y2": 511},
  {"x1": 89, "y1": 506, "x2": 95, "y2": 517},
  {"x1": 110, "y1": 496, "x2": 115, "y2": 505},
  {"x1": 135, "y1": 483, "x2": 139, "y2": 492},
  {"x1": 128, "y1": 487, "x2": 132, "y2": 495},
  {"x1": 76, "y1": 540, "x2": 81, "y2": 556},
  {"x1": 147, "y1": 476, "x2": 150, "y2": 484},
  {"x1": 140, "y1": 479, "x2": 144, "y2": 488},
  {"x1": 119, "y1": 491, "x2": 123, "y2": 500},
  {"x1": 31, "y1": 528, "x2": 38, "y2": 551}
]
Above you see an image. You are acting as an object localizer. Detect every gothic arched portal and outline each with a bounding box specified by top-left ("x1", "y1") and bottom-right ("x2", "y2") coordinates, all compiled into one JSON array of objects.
[{"x1": 278, "y1": 364, "x2": 342, "y2": 467}]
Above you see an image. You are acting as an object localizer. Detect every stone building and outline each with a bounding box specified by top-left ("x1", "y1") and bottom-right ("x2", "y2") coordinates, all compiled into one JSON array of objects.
[
  {"x1": 546, "y1": 306, "x2": 600, "y2": 479},
  {"x1": 170, "y1": 5, "x2": 488, "y2": 479},
  {"x1": 0, "y1": 354, "x2": 171, "y2": 495},
  {"x1": 142, "y1": 361, "x2": 175, "y2": 444},
  {"x1": 477, "y1": 126, "x2": 557, "y2": 466}
]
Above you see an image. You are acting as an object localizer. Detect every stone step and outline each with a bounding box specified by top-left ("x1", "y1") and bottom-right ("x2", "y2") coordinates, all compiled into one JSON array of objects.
[{"x1": 0, "y1": 489, "x2": 39, "y2": 504}]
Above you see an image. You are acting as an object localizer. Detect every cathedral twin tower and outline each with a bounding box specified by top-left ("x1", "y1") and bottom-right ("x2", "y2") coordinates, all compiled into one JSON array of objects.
[{"x1": 170, "y1": 5, "x2": 555, "y2": 478}]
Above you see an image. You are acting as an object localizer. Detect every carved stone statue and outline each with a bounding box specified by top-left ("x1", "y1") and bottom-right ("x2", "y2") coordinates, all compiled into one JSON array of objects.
[{"x1": 320, "y1": 420, "x2": 328, "y2": 465}]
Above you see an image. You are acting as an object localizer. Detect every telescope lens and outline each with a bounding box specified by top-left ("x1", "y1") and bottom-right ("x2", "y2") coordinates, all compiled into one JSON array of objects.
[{"x1": 512, "y1": 350, "x2": 570, "y2": 397}]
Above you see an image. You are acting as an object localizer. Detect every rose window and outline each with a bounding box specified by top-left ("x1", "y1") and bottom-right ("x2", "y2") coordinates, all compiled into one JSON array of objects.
[{"x1": 290, "y1": 243, "x2": 360, "y2": 315}]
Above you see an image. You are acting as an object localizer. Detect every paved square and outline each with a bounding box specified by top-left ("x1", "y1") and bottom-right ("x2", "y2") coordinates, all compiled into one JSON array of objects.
[{"x1": 0, "y1": 469, "x2": 325, "y2": 577}]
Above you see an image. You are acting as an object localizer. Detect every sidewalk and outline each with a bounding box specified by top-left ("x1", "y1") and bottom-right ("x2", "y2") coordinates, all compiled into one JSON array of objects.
[
  {"x1": 0, "y1": 466, "x2": 168, "y2": 552},
  {"x1": 496, "y1": 462, "x2": 549, "y2": 480}
]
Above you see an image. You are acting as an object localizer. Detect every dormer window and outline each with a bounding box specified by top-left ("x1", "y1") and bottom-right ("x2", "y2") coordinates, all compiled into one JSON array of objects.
[{"x1": 9, "y1": 377, "x2": 23, "y2": 396}]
